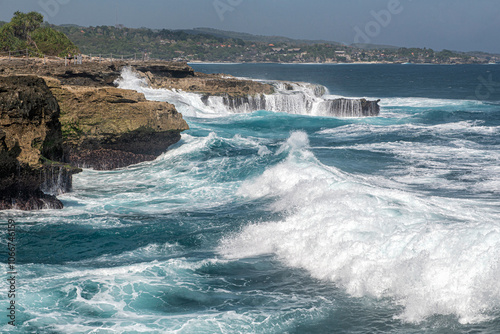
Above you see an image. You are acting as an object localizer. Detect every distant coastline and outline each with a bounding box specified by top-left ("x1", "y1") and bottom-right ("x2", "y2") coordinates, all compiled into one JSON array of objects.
[
  {"x1": 52, "y1": 24, "x2": 497, "y2": 66},
  {"x1": 188, "y1": 61, "x2": 494, "y2": 65}
]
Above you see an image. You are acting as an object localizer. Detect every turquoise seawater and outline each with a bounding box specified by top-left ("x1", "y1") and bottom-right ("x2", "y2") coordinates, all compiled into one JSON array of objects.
[{"x1": 1, "y1": 64, "x2": 500, "y2": 333}]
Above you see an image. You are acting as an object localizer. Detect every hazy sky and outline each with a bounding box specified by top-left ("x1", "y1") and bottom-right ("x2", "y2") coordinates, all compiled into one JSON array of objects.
[{"x1": 1, "y1": 0, "x2": 499, "y2": 53}]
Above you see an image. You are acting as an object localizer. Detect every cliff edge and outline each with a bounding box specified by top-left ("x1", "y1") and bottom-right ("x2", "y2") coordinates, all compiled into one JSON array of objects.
[
  {"x1": 0, "y1": 76, "x2": 80, "y2": 210},
  {"x1": 45, "y1": 77, "x2": 189, "y2": 170},
  {"x1": 0, "y1": 62, "x2": 191, "y2": 210},
  {"x1": 0, "y1": 60, "x2": 190, "y2": 171}
]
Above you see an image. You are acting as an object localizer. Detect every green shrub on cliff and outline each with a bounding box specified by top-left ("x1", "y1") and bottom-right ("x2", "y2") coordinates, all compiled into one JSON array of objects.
[
  {"x1": 0, "y1": 23, "x2": 27, "y2": 51},
  {"x1": 30, "y1": 27, "x2": 80, "y2": 57},
  {"x1": 0, "y1": 11, "x2": 43, "y2": 52},
  {"x1": 0, "y1": 11, "x2": 79, "y2": 57}
]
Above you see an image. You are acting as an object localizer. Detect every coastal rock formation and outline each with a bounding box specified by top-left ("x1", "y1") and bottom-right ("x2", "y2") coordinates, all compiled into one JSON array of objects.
[
  {"x1": 130, "y1": 65, "x2": 379, "y2": 117},
  {"x1": 0, "y1": 62, "x2": 191, "y2": 210},
  {"x1": 140, "y1": 70, "x2": 275, "y2": 97},
  {"x1": 0, "y1": 61, "x2": 191, "y2": 171},
  {"x1": 323, "y1": 98, "x2": 380, "y2": 117},
  {"x1": 1, "y1": 60, "x2": 379, "y2": 117},
  {"x1": 45, "y1": 78, "x2": 189, "y2": 170},
  {"x1": 0, "y1": 60, "x2": 195, "y2": 87},
  {"x1": 0, "y1": 76, "x2": 80, "y2": 210},
  {"x1": 130, "y1": 62, "x2": 195, "y2": 79},
  {"x1": 194, "y1": 81, "x2": 380, "y2": 117},
  {"x1": 0, "y1": 60, "x2": 123, "y2": 87}
]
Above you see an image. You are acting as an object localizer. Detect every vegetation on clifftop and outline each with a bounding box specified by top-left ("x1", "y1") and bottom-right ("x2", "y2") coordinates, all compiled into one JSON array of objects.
[
  {"x1": 1, "y1": 12, "x2": 496, "y2": 64},
  {"x1": 0, "y1": 11, "x2": 79, "y2": 57}
]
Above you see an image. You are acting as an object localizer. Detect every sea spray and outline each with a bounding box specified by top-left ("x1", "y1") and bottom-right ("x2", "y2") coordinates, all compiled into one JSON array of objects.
[{"x1": 220, "y1": 131, "x2": 500, "y2": 324}]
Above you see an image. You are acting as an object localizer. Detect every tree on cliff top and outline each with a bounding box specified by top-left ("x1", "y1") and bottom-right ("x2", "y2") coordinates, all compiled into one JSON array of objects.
[
  {"x1": 11, "y1": 11, "x2": 43, "y2": 41},
  {"x1": 0, "y1": 11, "x2": 79, "y2": 57}
]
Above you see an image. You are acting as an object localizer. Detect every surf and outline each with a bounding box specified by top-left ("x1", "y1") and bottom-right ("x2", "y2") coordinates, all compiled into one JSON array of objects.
[{"x1": 219, "y1": 131, "x2": 500, "y2": 324}]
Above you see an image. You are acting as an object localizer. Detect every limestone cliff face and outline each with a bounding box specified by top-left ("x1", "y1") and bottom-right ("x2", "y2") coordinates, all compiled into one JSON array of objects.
[
  {"x1": 0, "y1": 60, "x2": 122, "y2": 87},
  {"x1": 0, "y1": 76, "x2": 80, "y2": 210},
  {"x1": 0, "y1": 61, "x2": 191, "y2": 171},
  {"x1": 45, "y1": 78, "x2": 189, "y2": 170}
]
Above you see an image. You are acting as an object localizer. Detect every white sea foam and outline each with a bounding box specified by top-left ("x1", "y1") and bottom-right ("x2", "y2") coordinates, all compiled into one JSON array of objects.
[
  {"x1": 115, "y1": 67, "x2": 489, "y2": 120},
  {"x1": 315, "y1": 121, "x2": 500, "y2": 195},
  {"x1": 220, "y1": 131, "x2": 500, "y2": 324},
  {"x1": 378, "y1": 97, "x2": 481, "y2": 108},
  {"x1": 15, "y1": 257, "x2": 230, "y2": 333},
  {"x1": 55, "y1": 132, "x2": 273, "y2": 217},
  {"x1": 318, "y1": 120, "x2": 500, "y2": 138},
  {"x1": 338, "y1": 139, "x2": 499, "y2": 196},
  {"x1": 115, "y1": 67, "x2": 227, "y2": 118},
  {"x1": 11, "y1": 254, "x2": 328, "y2": 334},
  {"x1": 115, "y1": 68, "x2": 378, "y2": 117}
]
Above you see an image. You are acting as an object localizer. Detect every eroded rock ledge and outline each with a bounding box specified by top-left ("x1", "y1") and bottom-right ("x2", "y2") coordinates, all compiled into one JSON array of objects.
[
  {"x1": 0, "y1": 60, "x2": 275, "y2": 97},
  {"x1": 45, "y1": 78, "x2": 189, "y2": 170}
]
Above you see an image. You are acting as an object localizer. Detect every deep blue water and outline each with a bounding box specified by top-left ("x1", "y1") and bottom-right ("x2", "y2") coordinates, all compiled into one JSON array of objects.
[
  {"x1": 1, "y1": 64, "x2": 500, "y2": 333},
  {"x1": 193, "y1": 63, "x2": 500, "y2": 101}
]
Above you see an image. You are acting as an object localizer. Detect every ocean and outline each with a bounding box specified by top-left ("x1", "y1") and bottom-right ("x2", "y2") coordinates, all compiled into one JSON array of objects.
[{"x1": 1, "y1": 63, "x2": 500, "y2": 333}]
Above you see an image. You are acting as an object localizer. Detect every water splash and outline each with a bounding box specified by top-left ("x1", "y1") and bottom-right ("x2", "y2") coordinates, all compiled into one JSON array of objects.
[{"x1": 220, "y1": 131, "x2": 500, "y2": 324}]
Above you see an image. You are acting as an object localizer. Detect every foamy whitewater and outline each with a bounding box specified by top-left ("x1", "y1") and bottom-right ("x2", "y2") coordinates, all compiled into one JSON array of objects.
[
  {"x1": 116, "y1": 67, "x2": 378, "y2": 118},
  {"x1": 1, "y1": 63, "x2": 499, "y2": 333}
]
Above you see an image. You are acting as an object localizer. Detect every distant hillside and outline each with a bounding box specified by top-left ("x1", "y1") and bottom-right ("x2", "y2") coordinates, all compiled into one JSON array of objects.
[
  {"x1": 58, "y1": 24, "x2": 84, "y2": 28},
  {"x1": 52, "y1": 23, "x2": 490, "y2": 64},
  {"x1": 183, "y1": 27, "x2": 343, "y2": 46},
  {"x1": 352, "y1": 43, "x2": 399, "y2": 50},
  {"x1": 176, "y1": 28, "x2": 430, "y2": 52},
  {"x1": 466, "y1": 50, "x2": 500, "y2": 60},
  {"x1": 54, "y1": 24, "x2": 358, "y2": 63}
]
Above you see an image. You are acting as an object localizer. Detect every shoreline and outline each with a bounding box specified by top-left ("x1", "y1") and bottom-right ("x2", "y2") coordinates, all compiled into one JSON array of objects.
[
  {"x1": 0, "y1": 56, "x2": 486, "y2": 66},
  {"x1": 189, "y1": 61, "x2": 485, "y2": 66}
]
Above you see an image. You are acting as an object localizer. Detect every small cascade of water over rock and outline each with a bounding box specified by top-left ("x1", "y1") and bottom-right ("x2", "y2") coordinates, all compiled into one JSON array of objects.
[
  {"x1": 319, "y1": 98, "x2": 381, "y2": 117},
  {"x1": 117, "y1": 68, "x2": 380, "y2": 117},
  {"x1": 200, "y1": 80, "x2": 380, "y2": 117},
  {"x1": 118, "y1": 67, "x2": 380, "y2": 118},
  {"x1": 40, "y1": 164, "x2": 75, "y2": 195}
]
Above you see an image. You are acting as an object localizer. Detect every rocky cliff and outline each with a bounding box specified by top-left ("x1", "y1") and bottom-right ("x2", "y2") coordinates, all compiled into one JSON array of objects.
[
  {"x1": 0, "y1": 61, "x2": 191, "y2": 210},
  {"x1": 1, "y1": 60, "x2": 190, "y2": 171},
  {"x1": 45, "y1": 77, "x2": 189, "y2": 170},
  {"x1": 0, "y1": 76, "x2": 80, "y2": 210},
  {"x1": 323, "y1": 98, "x2": 381, "y2": 117}
]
